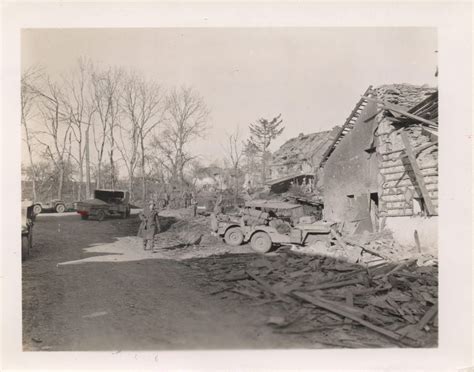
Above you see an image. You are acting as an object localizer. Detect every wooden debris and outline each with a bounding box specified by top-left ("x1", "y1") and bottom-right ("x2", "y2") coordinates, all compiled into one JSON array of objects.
[
  {"x1": 187, "y1": 228, "x2": 438, "y2": 348},
  {"x1": 292, "y1": 291, "x2": 405, "y2": 342},
  {"x1": 246, "y1": 270, "x2": 293, "y2": 304},
  {"x1": 415, "y1": 302, "x2": 438, "y2": 331}
]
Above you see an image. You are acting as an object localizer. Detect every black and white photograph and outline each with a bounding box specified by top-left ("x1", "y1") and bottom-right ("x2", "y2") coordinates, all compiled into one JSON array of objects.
[{"x1": 2, "y1": 2, "x2": 472, "y2": 370}]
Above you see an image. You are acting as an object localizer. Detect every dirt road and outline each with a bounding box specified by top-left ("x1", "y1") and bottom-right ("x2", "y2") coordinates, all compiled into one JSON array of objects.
[{"x1": 23, "y1": 212, "x2": 331, "y2": 351}]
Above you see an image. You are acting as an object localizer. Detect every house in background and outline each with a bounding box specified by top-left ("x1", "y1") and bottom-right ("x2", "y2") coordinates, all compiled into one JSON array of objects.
[
  {"x1": 321, "y1": 84, "x2": 438, "y2": 250},
  {"x1": 193, "y1": 166, "x2": 228, "y2": 192}
]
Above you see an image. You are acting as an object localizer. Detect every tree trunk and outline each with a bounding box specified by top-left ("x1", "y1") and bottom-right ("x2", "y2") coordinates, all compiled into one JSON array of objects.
[
  {"x1": 128, "y1": 171, "x2": 134, "y2": 201},
  {"x1": 140, "y1": 138, "x2": 146, "y2": 203},
  {"x1": 85, "y1": 127, "x2": 91, "y2": 198},
  {"x1": 96, "y1": 161, "x2": 102, "y2": 189},
  {"x1": 78, "y1": 159, "x2": 83, "y2": 201},
  {"x1": 58, "y1": 163, "x2": 64, "y2": 200},
  {"x1": 26, "y1": 141, "x2": 37, "y2": 202},
  {"x1": 110, "y1": 149, "x2": 115, "y2": 189}
]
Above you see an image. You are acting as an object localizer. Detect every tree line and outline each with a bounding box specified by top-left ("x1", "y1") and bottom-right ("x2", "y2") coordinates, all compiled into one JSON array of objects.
[{"x1": 21, "y1": 59, "x2": 285, "y2": 205}]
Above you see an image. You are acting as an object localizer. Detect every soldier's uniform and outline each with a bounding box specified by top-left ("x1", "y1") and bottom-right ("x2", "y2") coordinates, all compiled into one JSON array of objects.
[{"x1": 138, "y1": 200, "x2": 161, "y2": 250}]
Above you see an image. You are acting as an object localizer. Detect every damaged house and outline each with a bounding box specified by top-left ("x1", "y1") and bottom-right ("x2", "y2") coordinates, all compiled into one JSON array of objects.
[
  {"x1": 321, "y1": 84, "x2": 438, "y2": 249},
  {"x1": 267, "y1": 129, "x2": 338, "y2": 194}
]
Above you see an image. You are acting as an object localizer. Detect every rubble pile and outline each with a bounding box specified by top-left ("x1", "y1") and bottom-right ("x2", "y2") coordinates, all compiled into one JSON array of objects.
[
  {"x1": 376, "y1": 84, "x2": 437, "y2": 109},
  {"x1": 188, "y1": 248, "x2": 438, "y2": 348},
  {"x1": 152, "y1": 215, "x2": 220, "y2": 250}
]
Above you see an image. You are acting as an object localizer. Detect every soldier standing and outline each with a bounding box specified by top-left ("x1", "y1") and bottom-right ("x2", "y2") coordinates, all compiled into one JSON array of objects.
[{"x1": 138, "y1": 199, "x2": 161, "y2": 251}]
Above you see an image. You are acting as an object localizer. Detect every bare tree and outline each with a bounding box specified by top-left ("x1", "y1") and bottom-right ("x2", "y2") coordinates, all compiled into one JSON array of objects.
[
  {"x1": 34, "y1": 77, "x2": 73, "y2": 200},
  {"x1": 242, "y1": 140, "x2": 261, "y2": 189},
  {"x1": 62, "y1": 58, "x2": 95, "y2": 200},
  {"x1": 248, "y1": 114, "x2": 284, "y2": 183},
  {"x1": 155, "y1": 87, "x2": 209, "y2": 188},
  {"x1": 90, "y1": 66, "x2": 122, "y2": 189},
  {"x1": 120, "y1": 71, "x2": 165, "y2": 201},
  {"x1": 21, "y1": 66, "x2": 43, "y2": 202},
  {"x1": 223, "y1": 127, "x2": 244, "y2": 202}
]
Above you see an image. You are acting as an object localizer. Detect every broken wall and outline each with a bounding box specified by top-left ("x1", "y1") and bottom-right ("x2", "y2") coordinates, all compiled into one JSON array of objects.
[
  {"x1": 375, "y1": 86, "x2": 438, "y2": 218},
  {"x1": 323, "y1": 100, "x2": 379, "y2": 222}
]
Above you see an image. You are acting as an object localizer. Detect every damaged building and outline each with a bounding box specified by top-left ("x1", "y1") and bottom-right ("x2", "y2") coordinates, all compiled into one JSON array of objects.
[
  {"x1": 267, "y1": 129, "x2": 339, "y2": 194},
  {"x1": 321, "y1": 84, "x2": 438, "y2": 250}
]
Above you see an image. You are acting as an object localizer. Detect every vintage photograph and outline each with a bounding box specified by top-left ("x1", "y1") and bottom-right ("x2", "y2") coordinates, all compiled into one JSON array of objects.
[{"x1": 21, "y1": 28, "x2": 439, "y2": 351}]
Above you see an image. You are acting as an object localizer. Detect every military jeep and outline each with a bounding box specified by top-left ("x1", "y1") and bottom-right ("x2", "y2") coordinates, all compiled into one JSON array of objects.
[{"x1": 211, "y1": 199, "x2": 331, "y2": 253}]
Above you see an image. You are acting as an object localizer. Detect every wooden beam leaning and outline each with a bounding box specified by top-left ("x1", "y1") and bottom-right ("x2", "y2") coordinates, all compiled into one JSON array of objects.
[
  {"x1": 362, "y1": 96, "x2": 438, "y2": 128},
  {"x1": 400, "y1": 131, "x2": 437, "y2": 216}
]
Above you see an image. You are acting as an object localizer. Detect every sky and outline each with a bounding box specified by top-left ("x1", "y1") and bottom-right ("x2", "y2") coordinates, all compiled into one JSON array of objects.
[{"x1": 22, "y1": 28, "x2": 437, "y2": 165}]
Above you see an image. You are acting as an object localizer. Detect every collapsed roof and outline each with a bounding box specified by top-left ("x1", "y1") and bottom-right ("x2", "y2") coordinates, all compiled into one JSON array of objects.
[
  {"x1": 271, "y1": 129, "x2": 337, "y2": 168},
  {"x1": 319, "y1": 84, "x2": 438, "y2": 167}
]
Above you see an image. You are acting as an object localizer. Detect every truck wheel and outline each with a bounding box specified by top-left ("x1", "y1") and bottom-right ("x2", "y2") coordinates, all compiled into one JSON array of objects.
[
  {"x1": 224, "y1": 227, "x2": 244, "y2": 246},
  {"x1": 33, "y1": 204, "x2": 42, "y2": 215},
  {"x1": 96, "y1": 210, "x2": 106, "y2": 221},
  {"x1": 55, "y1": 204, "x2": 65, "y2": 213},
  {"x1": 250, "y1": 231, "x2": 272, "y2": 253},
  {"x1": 22, "y1": 235, "x2": 30, "y2": 261}
]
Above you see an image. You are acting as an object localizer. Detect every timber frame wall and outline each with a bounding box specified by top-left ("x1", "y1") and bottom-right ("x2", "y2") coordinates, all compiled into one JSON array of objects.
[{"x1": 375, "y1": 112, "x2": 438, "y2": 218}]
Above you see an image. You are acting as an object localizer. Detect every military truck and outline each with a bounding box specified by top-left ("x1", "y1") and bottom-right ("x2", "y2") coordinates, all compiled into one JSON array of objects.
[
  {"x1": 211, "y1": 199, "x2": 331, "y2": 253},
  {"x1": 75, "y1": 189, "x2": 131, "y2": 221}
]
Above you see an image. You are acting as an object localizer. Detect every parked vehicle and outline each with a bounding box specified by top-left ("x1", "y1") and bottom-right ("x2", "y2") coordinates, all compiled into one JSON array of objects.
[
  {"x1": 75, "y1": 189, "x2": 131, "y2": 221},
  {"x1": 32, "y1": 199, "x2": 67, "y2": 214},
  {"x1": 21, "y1": 200, "x2": 37, "y2": 260},
  {"x1": 211, "y1": 199, "x2": 331, "y2": 253}
]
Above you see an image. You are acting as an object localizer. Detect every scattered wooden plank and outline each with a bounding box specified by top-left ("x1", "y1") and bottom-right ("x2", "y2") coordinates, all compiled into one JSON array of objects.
[
  {"x1": 275, "y1": 322, "x2": 346, "y2": 335},
  {"x1": 208, "y1": 286, "x2": 232, "y2": 295},
  {"x1": 311, "y1": 277, "x2": 365, "y2": 291},
  {"x1": 231, "y1": 288, "x2": 261, "y2": 299},
  {"x1": 416, "y1": 302, "x2": 438, "y2": 331},
  {"x1": 221, "y1": 272, "x2": 250, "y2": 282},
  {"x1": 344, "y1": 292, "x2": 354, "y2": 326},
  {"x1": 292, "y1": 291, "x2": 405, "y2": 342},
  {"x1": 400, "y1": 131, "x2": 437, "y2": 215},
  {"x1": 342, "y1": 237, "x2": 390, "y2": 260},
  {"x1": 246, "y1": 270, "x2": 293, "y2": 304}
]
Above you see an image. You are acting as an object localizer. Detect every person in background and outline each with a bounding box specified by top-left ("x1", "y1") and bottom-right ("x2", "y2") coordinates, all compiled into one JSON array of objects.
[{"x1": 137, "y1": 199, "x2": 161, "y2": 251}]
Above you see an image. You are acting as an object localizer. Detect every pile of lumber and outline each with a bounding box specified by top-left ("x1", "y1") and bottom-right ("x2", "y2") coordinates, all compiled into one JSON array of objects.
[{"x1": 187, "y1": 249, "x2": 438, "y2": 348}]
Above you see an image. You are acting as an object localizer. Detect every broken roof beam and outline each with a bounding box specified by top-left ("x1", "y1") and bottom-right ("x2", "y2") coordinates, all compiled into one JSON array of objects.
[
  {"x1": 400, "y1": 131, "x2": 437, "y2": 216},
  {"x1": 362, "y1": 96, "x2": 438, "y2": 128},
  {"x1": 319, "y1": 85, "x2": 374, "y2": 166}
]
